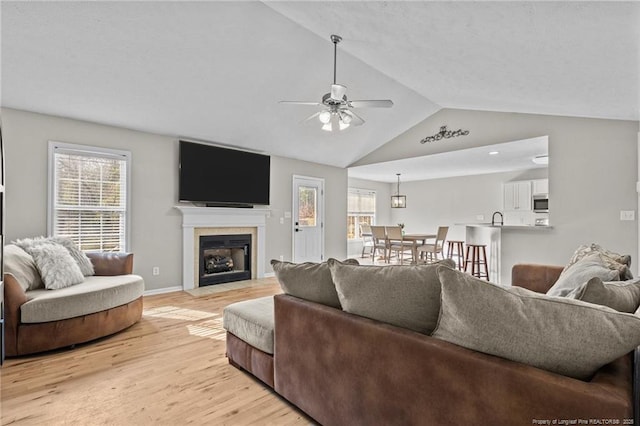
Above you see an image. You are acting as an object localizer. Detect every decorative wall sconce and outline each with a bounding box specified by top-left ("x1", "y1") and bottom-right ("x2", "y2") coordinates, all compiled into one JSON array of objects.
[{"x1": 420, "y1": 125, "x2": 470, "y2": 144}]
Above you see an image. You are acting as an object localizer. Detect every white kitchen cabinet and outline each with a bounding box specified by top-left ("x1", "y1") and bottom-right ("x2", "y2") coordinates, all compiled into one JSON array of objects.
[
  {"x1": 503, "y1": 181, "x2": 531, "y2": 211},
  {"x1": 532, "y1": 179, "x2": 549, "y2": 195}
]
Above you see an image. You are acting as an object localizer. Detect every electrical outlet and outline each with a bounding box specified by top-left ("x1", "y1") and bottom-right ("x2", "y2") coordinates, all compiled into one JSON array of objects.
[
  {"x1": 152, "y1": 266, "x2": 160, "y2": 276},
  {"x1": 279, "y1": 255, "x2": 284, "y2": 261},
  {"x1": 284, "y1": 211, "x2": 292, "y2": 219},
  {"x1": 476, "y1": 214, "x2": 485, "y2": 221},
  {"x1": 280, "y1": 217, "x2": 284, "y2": 224},
  {"x1": 620, "y1": 210, "x2": 635, "y2": 221}
]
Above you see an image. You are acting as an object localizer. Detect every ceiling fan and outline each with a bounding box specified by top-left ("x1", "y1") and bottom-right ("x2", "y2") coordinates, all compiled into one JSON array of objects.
[{"x1": 279, "y1": 34, "x2": 394, "y2": 132}]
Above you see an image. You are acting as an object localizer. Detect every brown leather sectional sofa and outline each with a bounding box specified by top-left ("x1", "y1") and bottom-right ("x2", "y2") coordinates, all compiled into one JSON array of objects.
[
  {"x1": 227, "y1": 264, "x2": 639, "y2": 425},
  {"x1": 3, "y1": 252, "x2": 143, "y2": 356}
]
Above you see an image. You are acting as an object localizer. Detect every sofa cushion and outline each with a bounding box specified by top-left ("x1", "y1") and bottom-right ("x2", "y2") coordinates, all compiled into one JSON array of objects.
[
  {"x1": 3, "y1": 244, "x2": 44, "y2": 291},
  {"x1": 223, "y1": 296, "x2": 274, "y2": 354},
  {"x1": 21, "y1": 274, "x2": 145, "y2": 323},
  {"x1": 27, "y1": 242, "x2": 85, "y2": 289},
  {"x1": 328, "y1": 258, "x2": 455, "y2": 334},
  {"x1": 14, "y1": 236, "x2": 95, "y2": 278},
  {"x1": 546, "y1": 253, "x2": 619, "y2": 297},
  {"x1": 563, "y1": 243, "x2": 632, "y2": 279},
  {"x1": 50, "y1": 237, "x2": 95, "y2": 276},
  {"x1": 433, "y1": 266, "x2": 640, "y2": 380},
  {"x1": 567, "y1": 277, "x2": 640, "y2": 313},
  {"x1": 271, "y1": 258, "x2": 359, "y2": 309}
]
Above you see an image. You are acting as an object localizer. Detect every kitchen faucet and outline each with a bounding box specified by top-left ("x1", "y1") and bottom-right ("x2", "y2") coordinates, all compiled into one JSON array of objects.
[{"x1": 491, "y1": 211, "x2": 504, "y2": 226}]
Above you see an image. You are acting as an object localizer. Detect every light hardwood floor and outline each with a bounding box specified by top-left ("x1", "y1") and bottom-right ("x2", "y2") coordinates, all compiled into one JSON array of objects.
[{"x1": 1, "y1": 278, "x2": 314, "y2": 425}]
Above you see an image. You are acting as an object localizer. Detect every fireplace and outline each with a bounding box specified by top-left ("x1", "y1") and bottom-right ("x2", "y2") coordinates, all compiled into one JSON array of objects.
[{"x1": 199, "y1": 234, "x2": 251, "y2": 286}]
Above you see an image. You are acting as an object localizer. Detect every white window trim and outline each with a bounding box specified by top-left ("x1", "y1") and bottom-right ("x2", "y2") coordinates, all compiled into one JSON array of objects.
[{"x1": 47, "y1": 141, "x2": 132, "y2": 252}]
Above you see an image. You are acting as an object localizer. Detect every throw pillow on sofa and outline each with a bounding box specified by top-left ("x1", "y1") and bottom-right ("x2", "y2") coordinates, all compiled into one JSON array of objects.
[
  {"x1": 3, "y1": 244, "x2": 44, "y2": 291},
  {"x1": 433, "y1": 266, "x2": 640, "y2": 380},
  {"x1": 271, "y1": 258, "x2": 359, "y2": 309},
  {"x1": 546, "y1": 253, "x2": 619, "y2": 297},
  {"x1": 50, "y1": 237, "x2": 95, "y2": 276},
  {"x1": 14, "y1": 236, "x2": 94, "y2": 276},
  {"x1": 563, "y1": 243, "x2": 632, "y2": 280},
  {"x1": 566, "y1": 276, "x2": 640, "y2": 313},
  {"x1": 26, "y1": 242, "x2": 84, "y2": 289},
  {"x1": 328, "y1": 258, "x2": 455, "y2": 334}
]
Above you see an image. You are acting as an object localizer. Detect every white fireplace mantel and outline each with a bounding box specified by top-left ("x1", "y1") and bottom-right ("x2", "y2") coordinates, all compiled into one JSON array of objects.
[{"x1": 175, "y1": 205, "x2": 269, "y2": 290}]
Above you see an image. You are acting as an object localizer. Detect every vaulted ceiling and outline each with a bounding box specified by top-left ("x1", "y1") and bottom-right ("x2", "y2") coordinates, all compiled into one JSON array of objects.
[{"x1": 2, "y1": 1, "x2": 638, "y2": 168}]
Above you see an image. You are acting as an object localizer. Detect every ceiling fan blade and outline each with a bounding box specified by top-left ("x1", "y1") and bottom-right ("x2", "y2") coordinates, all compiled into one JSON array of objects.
[
  {"x1": 279, "y1": 101, "x2": 322, "y2": 106},
  {"x1": 330, "y1": 84, "x2": 347, "y2": 101},
  {"x1": 344, "y1": 110, "x2": 365, "y2": 126},
  {"x1": 301, "y1": 111, "x2": 322, "y2": 124},
  {"x1": 348, "y1": 100, "x2": 394, "y2": 108}
]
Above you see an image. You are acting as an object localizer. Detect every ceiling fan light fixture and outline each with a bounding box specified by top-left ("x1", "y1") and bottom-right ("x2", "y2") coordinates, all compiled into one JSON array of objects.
[
  {"x1": 339, "y1": 120, "x2": 350, "y2": 131},
  {"x1": 340, "y1": 111, "x2": 353, "y2": 124},
  {"x1": 321, "y1": 122, "x2": 333, "y2": 132},
  {"x1": 319, "y1": 110, "x2": 332, "y2": 124}
]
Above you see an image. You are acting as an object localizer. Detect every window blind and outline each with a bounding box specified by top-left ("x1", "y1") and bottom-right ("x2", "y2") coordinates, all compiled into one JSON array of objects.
[{"x1": 52, "y1": 147, "x2": 128, "y2": 252}]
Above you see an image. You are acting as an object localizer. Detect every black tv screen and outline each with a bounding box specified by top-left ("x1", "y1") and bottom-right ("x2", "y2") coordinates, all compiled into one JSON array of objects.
[{"x1": 179, "y1": 141, "x2": 270, "y2": 206}]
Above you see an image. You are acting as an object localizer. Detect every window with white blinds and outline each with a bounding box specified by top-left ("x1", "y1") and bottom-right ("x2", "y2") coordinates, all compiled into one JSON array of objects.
[
  {"x1": 48, "y1": 142, "x2": 131, "y2": 252},
  {"x1": 347, "y1": 188, "x2": 376, "y2": 240}
]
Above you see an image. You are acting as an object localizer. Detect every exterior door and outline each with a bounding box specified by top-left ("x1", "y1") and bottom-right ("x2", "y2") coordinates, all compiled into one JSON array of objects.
[{"x1": 293, "y1": 176, "x2": 324, "y2": 263}]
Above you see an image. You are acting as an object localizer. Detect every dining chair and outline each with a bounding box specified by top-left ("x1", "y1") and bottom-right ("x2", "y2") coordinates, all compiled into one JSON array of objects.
[
  {"x1": 386, "y1": 226, "x2": 413, "y2": 264},
  {"x1": 417, "y1": 226, "x2": 449, "y2": 263},
  {"x1": 370, "y1": 225, "x2": 389, "y2": 263},
  {"x1": 360, "y1": 223, "x2": 374, "y2": 258}
]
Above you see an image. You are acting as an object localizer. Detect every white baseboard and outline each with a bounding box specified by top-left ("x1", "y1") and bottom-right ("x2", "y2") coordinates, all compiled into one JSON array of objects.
[
  {"x1": 143, "y1": 286, "x2": 183, "y2": 296},
  {"x1": 263, "y1": 272, "x2": 275, "y2": 278}
]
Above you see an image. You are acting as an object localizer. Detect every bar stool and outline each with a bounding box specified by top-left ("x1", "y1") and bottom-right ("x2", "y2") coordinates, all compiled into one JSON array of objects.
[
  {"x1": 464, "y1": 244, "x2": 489, "y2": 281},
  {"x1": 446, "y1": 240, "x2": 465, "y2": 271}
]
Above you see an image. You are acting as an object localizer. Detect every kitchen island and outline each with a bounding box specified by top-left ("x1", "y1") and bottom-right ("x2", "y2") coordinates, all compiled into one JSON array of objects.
[{"x1": 460, "y1": 223, "x2": 553, "y2": 285}]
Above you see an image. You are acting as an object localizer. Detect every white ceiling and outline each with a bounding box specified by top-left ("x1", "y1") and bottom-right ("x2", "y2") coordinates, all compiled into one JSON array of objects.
[
  {"x1": 348, "y1": 136, "x2": 548, "y2": 183},
  {"x1": 1, "y1": 2, "x2": 638, "y2": 169}
]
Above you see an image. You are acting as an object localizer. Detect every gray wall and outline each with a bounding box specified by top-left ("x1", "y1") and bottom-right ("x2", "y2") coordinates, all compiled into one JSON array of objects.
[
  {"x1": 355, "y1": 109, "x2": 640, "y2": 283},
  {"x1": 1, "y1": 108, "x2": 348, "y2": 291}
]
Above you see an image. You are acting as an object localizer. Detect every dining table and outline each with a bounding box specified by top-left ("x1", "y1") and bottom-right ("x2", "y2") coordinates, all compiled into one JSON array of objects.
[{"x1": 400, "y1": 233, "x2": 436, "y2": 264}]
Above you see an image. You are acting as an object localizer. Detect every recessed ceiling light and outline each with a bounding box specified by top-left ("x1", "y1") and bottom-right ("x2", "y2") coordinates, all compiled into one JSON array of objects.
[
  {"x1": 532, "y1": 155, "x2": 549, "y2": 165},
  {"x1": 489, "y1": 151, "x2": 499, "y2": 155}
]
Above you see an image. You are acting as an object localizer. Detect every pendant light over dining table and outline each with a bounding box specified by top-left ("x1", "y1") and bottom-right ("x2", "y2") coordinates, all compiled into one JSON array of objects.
[{"x1": 391, "y1": 173, "x2": 406, "y2": 208}]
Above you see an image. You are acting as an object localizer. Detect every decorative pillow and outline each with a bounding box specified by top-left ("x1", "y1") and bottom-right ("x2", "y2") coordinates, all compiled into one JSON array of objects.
[
  {"x1": 3, "y1": 244, "x2": 44, "y2": 291},
  {"x1": 546, "y1": 253, "x2": 619, "y2": 297},
  {"x1": 26, "y1": 242, "x2": 84, "y2": 289},
  {"x1": 50, "y1": 237, "x2": 95, "y2": 276},
  {"x1": 433, "y1": 266, "x2": 640, "y2": 380},
  {"x1": 563, "y1": 243, "x2": 632, "y2": 279},
  {"x1": 271, "y1": 258, "x2": 359, "y2": 309},
  {"x1": 328, "y1": 258, "x2": 456, "y2": 334},
  {"x1": 566, "y1": 277, "x2": 640, "y2": 313},
  {"x1": 14, "y1": 236, "x2": 94, "y2": 276}
]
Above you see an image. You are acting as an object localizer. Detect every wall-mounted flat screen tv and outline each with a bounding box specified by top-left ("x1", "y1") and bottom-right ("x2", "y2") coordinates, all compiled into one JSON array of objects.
[{"x1": 179, "y1": 140, "x2": 270, "y2": 207}]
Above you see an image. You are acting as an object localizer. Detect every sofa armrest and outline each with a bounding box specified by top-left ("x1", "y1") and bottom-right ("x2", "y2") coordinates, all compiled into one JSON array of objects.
[
  {"x1": 274, "y1": 294, "x2": 633, "y2": 425},
  {"x1": 3, "y1": 274, "x2": 29, "y2": 355},
  {"x1": 511, "y1": 263, "x2": 564, "y2": 293},
  {"x1": 86, "y1": 252, "x2": 133, "y2": 276}
]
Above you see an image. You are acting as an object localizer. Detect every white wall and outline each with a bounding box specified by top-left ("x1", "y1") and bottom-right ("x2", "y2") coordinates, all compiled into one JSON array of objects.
[
  {"x1": 355, "y1": 108, "x2": 640, "y2": 283},
  {"x1": 1, "y1": 108, "x2": 347, "y2": 290}
]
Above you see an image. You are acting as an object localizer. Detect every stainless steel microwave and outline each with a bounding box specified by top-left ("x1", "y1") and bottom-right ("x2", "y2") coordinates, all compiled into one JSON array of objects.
[{"x1": 533, "y1": 195, "x2": 549, "y2": 212}]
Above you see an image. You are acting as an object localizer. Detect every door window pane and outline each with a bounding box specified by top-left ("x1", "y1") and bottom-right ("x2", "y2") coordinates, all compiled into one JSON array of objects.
[{"x1": 298, "y1": 186, "x2": 317, "y2": 227}]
